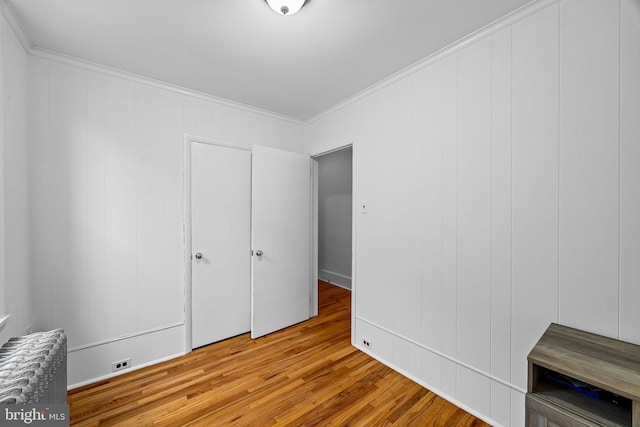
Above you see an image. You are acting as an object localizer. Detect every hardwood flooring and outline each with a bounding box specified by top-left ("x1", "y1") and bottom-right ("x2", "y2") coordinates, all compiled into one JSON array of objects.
[{"x1": 68, "y1": 281, "x2": 490, "y2": 426}]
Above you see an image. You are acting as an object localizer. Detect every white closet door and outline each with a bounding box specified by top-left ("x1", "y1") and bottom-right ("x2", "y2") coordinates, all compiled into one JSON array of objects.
[
  {"x1": 191, "y1": 142, "x2": 251, "y2": 348},
  {"x1": 251, "y1": 146, "x2": 312, "y2": 338}
]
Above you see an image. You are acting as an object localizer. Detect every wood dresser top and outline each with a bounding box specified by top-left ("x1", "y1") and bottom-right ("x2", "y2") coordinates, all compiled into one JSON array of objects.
[{"x1": 528, "y1": 323, "x2": 640, "y2": 400}]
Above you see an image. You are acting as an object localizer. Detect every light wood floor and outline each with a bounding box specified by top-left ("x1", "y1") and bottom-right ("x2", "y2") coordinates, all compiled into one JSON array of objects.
[{"x1": 68, "y1": 281, "x2": 490, "y2": 426}]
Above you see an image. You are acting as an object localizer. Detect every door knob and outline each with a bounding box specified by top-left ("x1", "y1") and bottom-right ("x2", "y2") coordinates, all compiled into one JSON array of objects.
[
  {"x1": 195, "y1": 252, "x2": 203, "y2": 260},
  {"x1": 255, "y1": 250, "x2": 264, "y2": 257}
]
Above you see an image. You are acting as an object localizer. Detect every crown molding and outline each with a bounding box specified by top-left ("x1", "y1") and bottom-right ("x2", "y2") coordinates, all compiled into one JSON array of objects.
[
  {"x1": 2, "y1": 0, "x2": 560, "y2": 128},
  {"x1": 29, "y1": 47, "x2": 305, "y2": 126},
  {"x1": 0, "y1": 0, "x2": 32, "y2": 51},
  {"x1": 306, "y1": 0, "x2": 561, "y2": 125},
  {"x1": 0, "y1": 0, "x2": 303, "y2": 126}
]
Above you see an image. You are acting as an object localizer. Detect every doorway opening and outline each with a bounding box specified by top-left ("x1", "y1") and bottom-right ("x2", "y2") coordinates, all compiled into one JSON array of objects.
[{"x1": 313, "y1": 146, "x2": 353, "y2": 298}]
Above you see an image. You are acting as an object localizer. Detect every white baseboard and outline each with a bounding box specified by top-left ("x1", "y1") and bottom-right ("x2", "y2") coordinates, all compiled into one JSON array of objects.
[
  {"x1": 67, "y1": 351, "x2": 186, "y2": 390},
  {"x1": 318, "y1": 269, "x2": 351, "y2": 290}
]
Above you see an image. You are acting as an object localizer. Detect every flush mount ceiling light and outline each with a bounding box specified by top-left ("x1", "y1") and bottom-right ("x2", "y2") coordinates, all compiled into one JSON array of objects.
[{"x1": 265, "y1": 0, "x2": 307, "y2": 16}]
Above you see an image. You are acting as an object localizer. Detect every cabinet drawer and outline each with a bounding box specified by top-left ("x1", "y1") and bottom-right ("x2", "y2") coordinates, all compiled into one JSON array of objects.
[{"x1": 526, "y1": 393, "x2": 608, "y2": 427}]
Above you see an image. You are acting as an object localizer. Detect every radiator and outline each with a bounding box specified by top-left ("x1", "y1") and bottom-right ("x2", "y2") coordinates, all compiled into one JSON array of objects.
[{"x1": 0, "y1": 329, "x2": 67, "y2": 404}]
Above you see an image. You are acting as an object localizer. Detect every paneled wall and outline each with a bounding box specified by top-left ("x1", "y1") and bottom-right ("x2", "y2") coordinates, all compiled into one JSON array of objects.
[
  {"x1": 306, "y1": 0, "x2": 640, "y2": 425},
  {"x1": 3, "y1": 0, "x2": 638, "y2": 420},
  {"x1": 0, "y1": 11, "x2": 31, "y2": 345},
  {"x1": 0, "y1": 14, "x2": 4, "y2": 338},
  {"x1": 620, "y1": 0, "x2": 640, "y2": 345},
  {"x1": 27, "y1": 56, "x2": 304, "y2": 387}
]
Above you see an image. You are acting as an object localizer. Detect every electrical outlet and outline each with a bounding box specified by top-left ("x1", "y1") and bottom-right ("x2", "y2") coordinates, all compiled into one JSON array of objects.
[
  {"x1": 112, "y1": 357, "x2": 132, "y2": 372},
  {"x1": 362, "y1": 338, "x2": 372, "y2": 349}
]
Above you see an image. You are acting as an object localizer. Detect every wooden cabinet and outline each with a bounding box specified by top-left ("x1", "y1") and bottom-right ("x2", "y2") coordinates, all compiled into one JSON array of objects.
[{"x1": 527, "y1": 323, "x2": 640, "y2": 427}]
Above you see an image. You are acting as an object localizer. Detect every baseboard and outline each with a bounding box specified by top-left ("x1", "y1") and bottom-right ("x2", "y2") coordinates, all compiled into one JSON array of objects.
[
  {"x1": 67, "y1": 351, "x2": 186, "y2": 390},
  {"x1": 318, "y1": 269, "x2": 351, "y2": 290},
  {"x1": 353, "y1": 316, "x2": 527, "y2": 426}
]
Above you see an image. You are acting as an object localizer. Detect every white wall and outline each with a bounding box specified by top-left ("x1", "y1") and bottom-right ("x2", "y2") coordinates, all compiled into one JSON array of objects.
[
  {"x1": 25, "y1": 54, "x2": 304, "y2": 387},
  {"x1": 317, "y1": 147, "x2": 352, "y2": 289},
  {"x1": 620, "y1": 0, "x2": 640, "y2": 345},
  {"x1": 2, "y1": 0, "x2": 638, "y2": 420},
  {"x1": 0, "y1": 10, "x2": 32, "y2": 344},
  {"x1": 0, "y1": 12, "x2": 5, "y2": 336},
  {"x1": 305, "y1": 0, "x2": 640, "y2": 425}
]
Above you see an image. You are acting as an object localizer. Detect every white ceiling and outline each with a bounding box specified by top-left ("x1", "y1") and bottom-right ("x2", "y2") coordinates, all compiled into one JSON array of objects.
[{"x1": 8, "y1": 0, "x2": 532, "y2": 121}]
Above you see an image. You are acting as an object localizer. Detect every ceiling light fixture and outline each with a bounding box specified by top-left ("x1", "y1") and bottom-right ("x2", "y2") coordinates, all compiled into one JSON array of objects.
[{"x1": 265, "y1": 0, "x2": 307, "y2": 16}]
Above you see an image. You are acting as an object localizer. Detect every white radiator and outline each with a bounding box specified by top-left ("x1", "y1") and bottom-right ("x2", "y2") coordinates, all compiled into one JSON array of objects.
[{"x1": 0, "y1": 329, "x2": 67, "y2": 404}]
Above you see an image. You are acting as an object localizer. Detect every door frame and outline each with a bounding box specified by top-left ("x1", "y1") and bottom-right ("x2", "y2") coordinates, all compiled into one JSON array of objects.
[
  {"x1": 310, "y1": 140, "x2": 356, "y2": 345},
  {"x1": 183, "y1": 134, "x2": 252, "y2": 353}
]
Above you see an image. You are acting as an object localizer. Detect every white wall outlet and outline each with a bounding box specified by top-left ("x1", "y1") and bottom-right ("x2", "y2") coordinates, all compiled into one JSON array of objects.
[
  {"x1": 112, "y1": 357, "x2": 132, "y2": 372},
  {"x1": 360, "y1": 201, "x2": 369, "y2": 214},
  {"x1": 362, "y1": 338, "x2": 372, "y2": 349}
]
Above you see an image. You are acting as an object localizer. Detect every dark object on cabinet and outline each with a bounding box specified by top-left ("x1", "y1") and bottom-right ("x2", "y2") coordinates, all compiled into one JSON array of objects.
[{"x1": 526, "y1": 323, "x2": 640, "y2": 427}]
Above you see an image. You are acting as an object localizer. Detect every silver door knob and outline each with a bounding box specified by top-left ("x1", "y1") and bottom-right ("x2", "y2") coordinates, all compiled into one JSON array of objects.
[
  {"x1": 255, "y1": 250, "x2": 264, "y2": 257},
  {"x1": 194, "y1": 252, "x2": 203, "y2": 260}
]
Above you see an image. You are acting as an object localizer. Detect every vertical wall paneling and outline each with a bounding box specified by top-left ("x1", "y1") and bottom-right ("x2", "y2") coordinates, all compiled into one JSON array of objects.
[
  {"x1": 374, "y1": 88, "x2": 397, "y2": 330},
  {"x1": 305, "y1": 1, "x2": 634, "y2": 424},
  {"x1": 420, "y1": 62, "x2": 444, "y2": 389},
  {"x1": 510, "y1": 4, "x2": 559, "y2": 390},
  {"x1": 420, "y1": 350, "x2": 442, "y2": 392},
  {"x1": 408, "y1": 342, "x2": 421, "y2": 381},
  {"x1": 135, "y1": 84, "x2": 167, "y2": 331},
  {"x1": 392, "y1": 336, "x2": 412, "y2": 374},
  {"x1": 389, "y1": 71, "x2": 425, "y2": 352},
  {"x1": 490, "y1": 25, "x2": 513, "y2": 425},
  {"x1": 456, "y1": 365, "x2": 491, "y2": 417},
  {"x1": 455, "y1": 37, "x2": 492, "y2": 372},
  {"x1": 391, "y1": 77, "x2": 416, "y2": 341},
  {"x1": 20, "y1": 35, "x2": 302, "y2": 385},
  {"x1": 86, "y1": 72, "x2": 108, "y2": 343},
  {"x1": 15, "y1": 0, "x2": 636, "y2": 419},
  {"x1": 0, "y1": 15, "x2": 4, "y2": 321},
  {"x1": 620, "y1": 0, "x2": 640, "y2": 344},
  {"x1": 454, "y1": 36, "x2": 493, "y2": 417},
  {"x1": 441, "y1": 55, "x2": 458, "y2": 396},
  {"x1": 511, "y1": 388, "x2": 526, "y2": 427},
  {"x1": 558, "y1": 0, "x2": 620, "y2": 337},
  {"x1": 104, "y1": 75, "x2": 138, "y2": 339},
  {"x1": 49, "y1": 62, "x2": 90, "y2": 348},
  {"x1": 1, "y1": 14, "x2": 31, "y2": 342},
  {"x1": 352, "y1": 104, "x2": 376, "y2": 321},
  {"x1": 490, "y1": 26, "x2": 512, "y2": 384},
  {"x1": 406, "y1": 71, "x2": 425, "y2": 347},
  {"x1": 354, "y1": 91, "x2": 395, "y2": 327},
  {"x1": 419, "y1": 65, "x2": 444, "y2": 345},
  {"x1": 163, "y1": 92, "x2": 185, "y2": 326},
  {"x1": 491, "y1": 380, "x2": 511, "y2": 427},
  {"x1": 28, "y1": 57, "x2": 51, "y2": 332}
]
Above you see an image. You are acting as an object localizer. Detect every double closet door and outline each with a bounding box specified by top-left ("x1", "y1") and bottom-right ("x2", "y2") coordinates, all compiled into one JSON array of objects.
[{"x1": 191, "y1": 142, "x2": 312, "y2": 348}]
